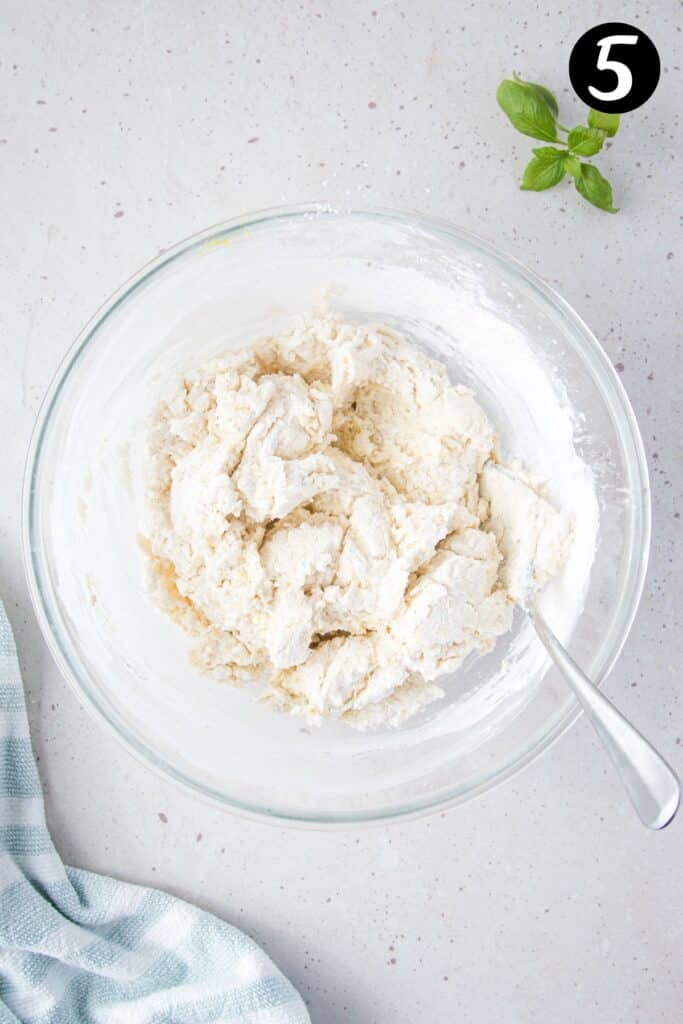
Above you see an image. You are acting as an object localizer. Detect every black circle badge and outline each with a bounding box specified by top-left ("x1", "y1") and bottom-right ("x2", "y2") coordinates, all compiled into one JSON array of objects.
[{"x1": 569, "y1": 23, "x2": 660, "y2": 113}]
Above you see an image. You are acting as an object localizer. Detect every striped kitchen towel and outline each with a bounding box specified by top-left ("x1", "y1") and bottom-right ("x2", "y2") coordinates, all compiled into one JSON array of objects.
[{"x1": 0, "y1": 597, "x2": 310, "y2": 1024}]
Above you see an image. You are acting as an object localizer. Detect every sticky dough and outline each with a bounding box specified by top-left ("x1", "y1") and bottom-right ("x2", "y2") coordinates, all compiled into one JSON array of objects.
[{"x1": 142, "y1": 313, "x2": 572, "y2": 728}]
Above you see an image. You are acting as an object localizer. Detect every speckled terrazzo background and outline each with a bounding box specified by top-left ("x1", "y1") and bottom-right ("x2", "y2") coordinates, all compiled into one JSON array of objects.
[{"x1": 1, "y1": 2, "x2": 681, "y2": 1021}]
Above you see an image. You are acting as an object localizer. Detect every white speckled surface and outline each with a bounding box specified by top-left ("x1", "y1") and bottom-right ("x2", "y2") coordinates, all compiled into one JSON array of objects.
[{"x1": 2, "y1": 2, "x2": 681, "y2": 1021}]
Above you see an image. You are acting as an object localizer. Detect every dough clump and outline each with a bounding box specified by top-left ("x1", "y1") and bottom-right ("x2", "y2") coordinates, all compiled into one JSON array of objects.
[{"x1": 143, "y1": 313, "x2": 571, "y2": 728}]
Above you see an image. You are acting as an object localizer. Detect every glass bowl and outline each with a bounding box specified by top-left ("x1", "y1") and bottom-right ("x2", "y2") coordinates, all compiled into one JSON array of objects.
[{"x1": 23, "y1": 205, "x2": 650, "y2": 826}]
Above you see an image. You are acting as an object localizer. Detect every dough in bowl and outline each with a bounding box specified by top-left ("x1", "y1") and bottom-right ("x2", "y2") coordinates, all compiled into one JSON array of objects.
[{"x1": 142, "y1": 313, "x2": 572, "y2": 728}]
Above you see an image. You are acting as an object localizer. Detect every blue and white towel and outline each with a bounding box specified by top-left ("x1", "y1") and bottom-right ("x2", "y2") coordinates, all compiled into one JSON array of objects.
[{"x1": 0, "y1": 597, "x2": 310, "y2": 1023}]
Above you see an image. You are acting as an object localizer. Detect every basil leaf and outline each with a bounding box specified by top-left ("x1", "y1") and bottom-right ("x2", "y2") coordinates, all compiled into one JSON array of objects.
[
  {"x1": 568, "y1": 125, "x2": 606, "y2": 156},
  {"x1": 588, "y1": 109, "x2": 620, "y2": 137},
  {"x1": 575, "y1": 163, "x2": 618, "y2": 212},
  {"x1": 521, "y1": 147, "x2": 567, "y2": 190},
  {"x1": 496, "y1": 79, "x2": 558, "y2": 142},
  {"x1": 512, "y1": 72, "x2": 559, "y2": 118},
  {"x1": 563, "y1": 154, "x2": 581, "y2": 179}
]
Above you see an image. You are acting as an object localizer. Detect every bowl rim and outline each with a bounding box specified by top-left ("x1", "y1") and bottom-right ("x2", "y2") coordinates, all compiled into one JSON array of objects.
[{"x1": 22, "y1": 202, "x2": 652, "y2": 828}]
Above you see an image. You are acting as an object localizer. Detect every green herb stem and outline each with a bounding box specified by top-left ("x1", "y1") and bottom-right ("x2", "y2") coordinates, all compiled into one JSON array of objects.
[{"x1": 496, "y1": 74, "x2": 620, "y2": 213}]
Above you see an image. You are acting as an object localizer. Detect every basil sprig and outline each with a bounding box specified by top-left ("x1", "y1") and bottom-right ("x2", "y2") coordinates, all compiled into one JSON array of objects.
[{"x1": 496, "y1": 74, "x2": 621, "y2": 213}]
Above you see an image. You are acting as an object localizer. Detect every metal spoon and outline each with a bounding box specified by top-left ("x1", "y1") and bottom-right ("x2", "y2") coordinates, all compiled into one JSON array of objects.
[{"x1": 528, "y1": 599, "x2": 680, "y2": 830}]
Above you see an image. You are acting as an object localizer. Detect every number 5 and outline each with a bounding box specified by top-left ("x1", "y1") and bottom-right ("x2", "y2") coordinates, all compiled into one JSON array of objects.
[{"x1": 589, "y1": 34, "x2": 639, "y2": 101}]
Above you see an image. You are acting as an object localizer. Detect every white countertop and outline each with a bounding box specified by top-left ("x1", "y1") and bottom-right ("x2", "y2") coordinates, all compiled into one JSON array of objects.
[{"x1": 2, "y1": 2, "x2": 681, "y2": 1021}]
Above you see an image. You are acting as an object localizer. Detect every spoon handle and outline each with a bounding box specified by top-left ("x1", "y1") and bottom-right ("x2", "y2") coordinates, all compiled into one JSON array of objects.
[{"x1": 530, "y1": 606, "x2": 680, "y2": 830}]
